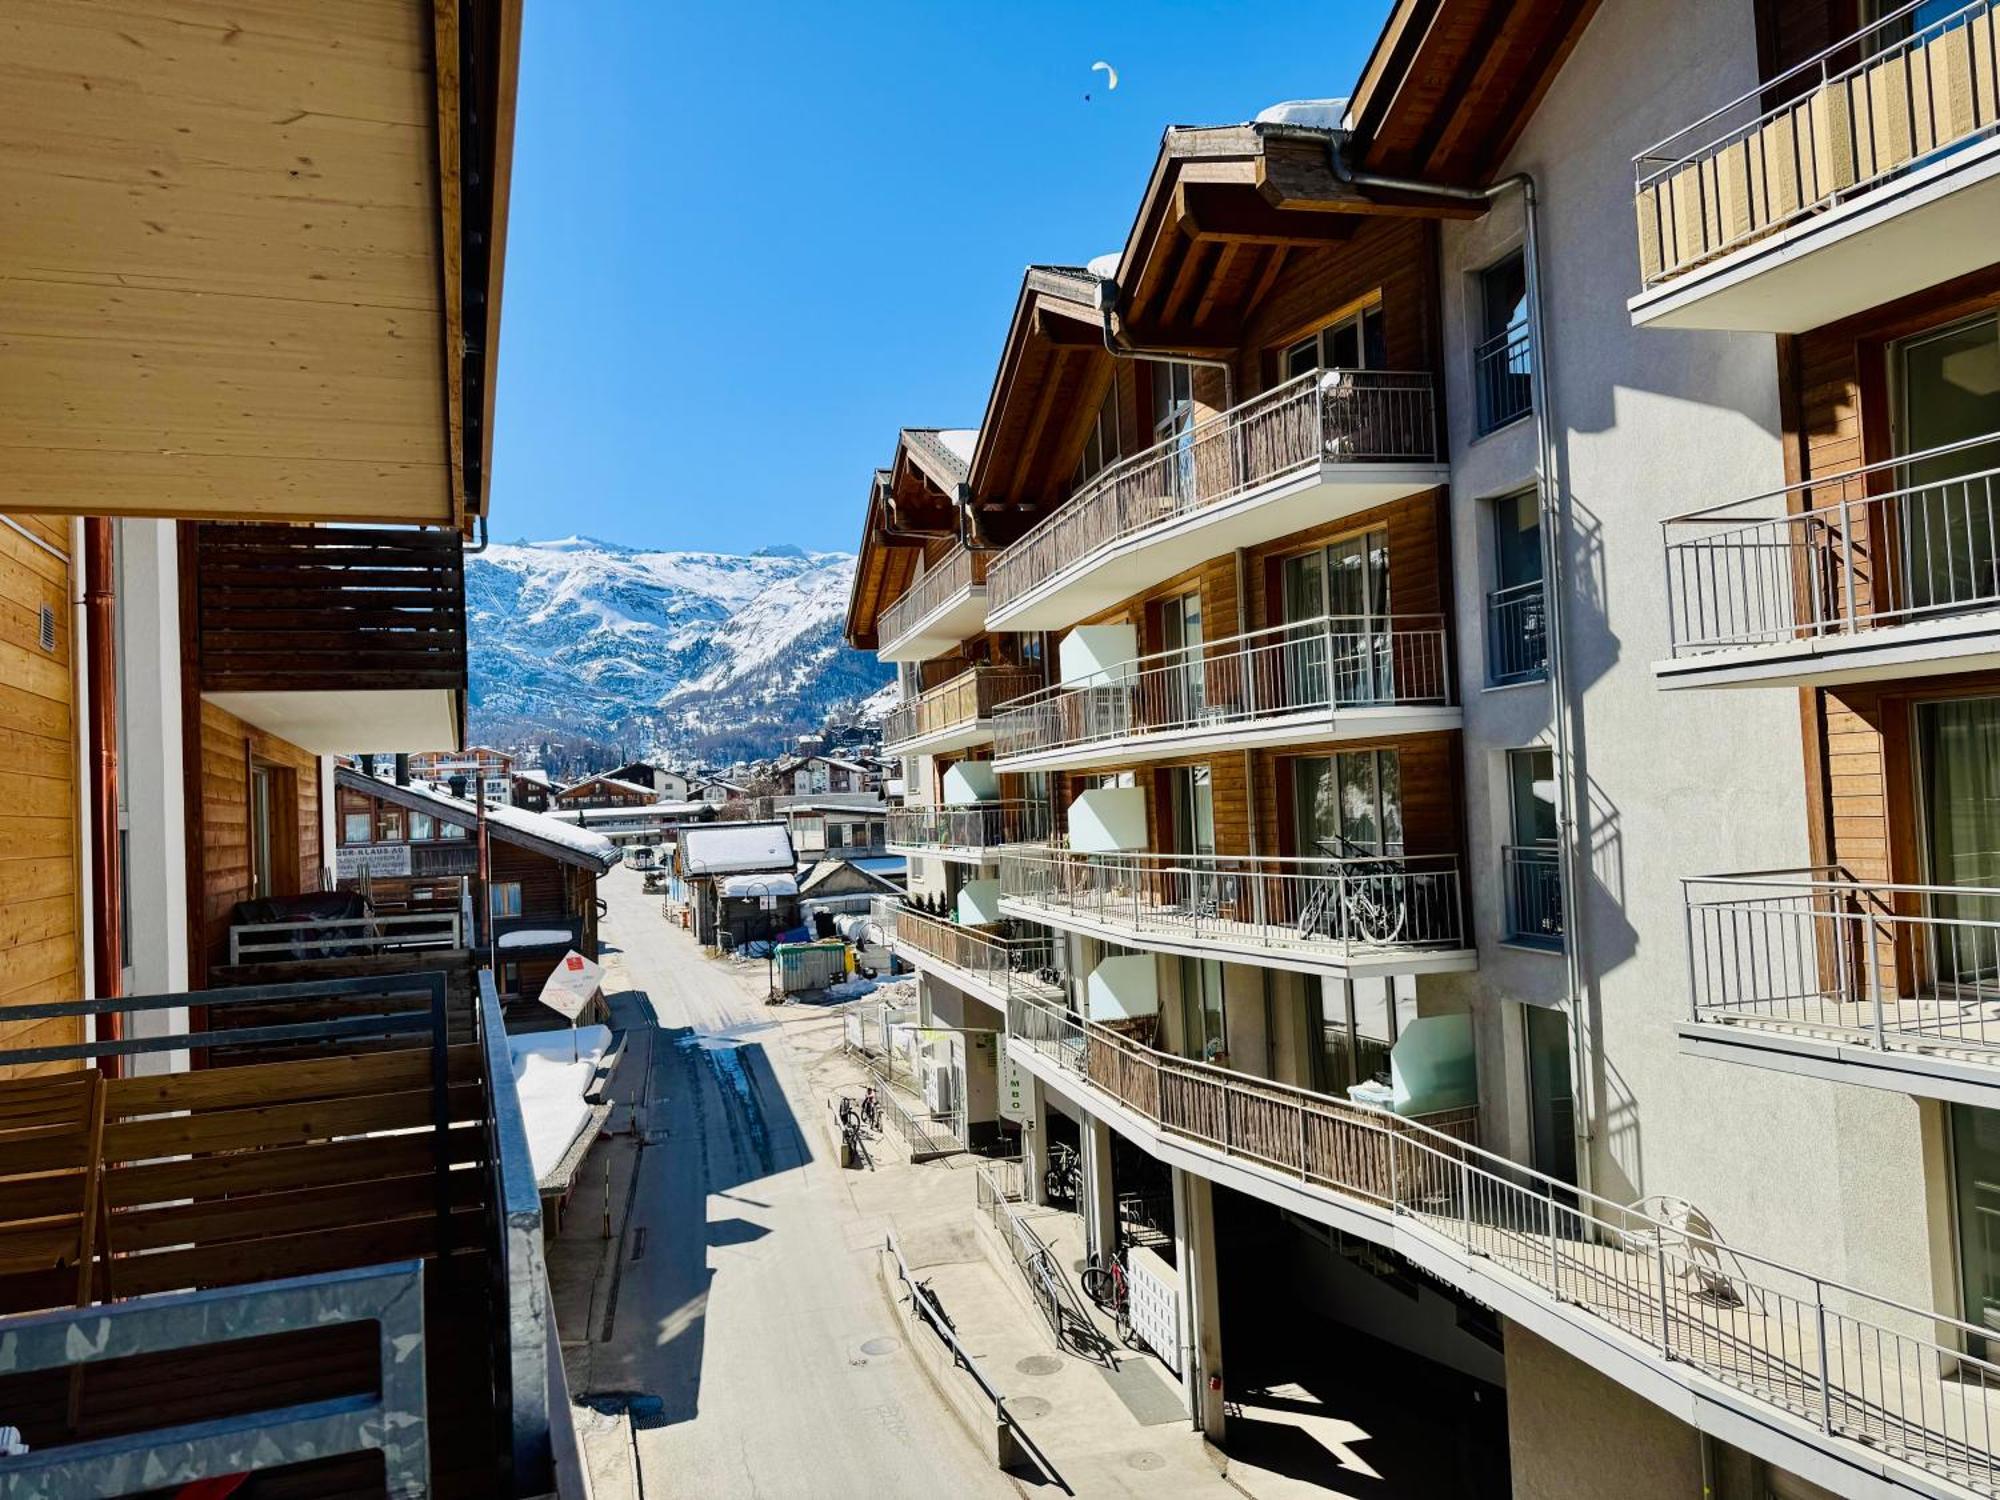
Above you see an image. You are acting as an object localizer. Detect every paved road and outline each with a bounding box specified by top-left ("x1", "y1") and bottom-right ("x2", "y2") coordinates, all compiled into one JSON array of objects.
[{"x1": 585, "y1": 868, "x2": 1017, "y2": 1499}]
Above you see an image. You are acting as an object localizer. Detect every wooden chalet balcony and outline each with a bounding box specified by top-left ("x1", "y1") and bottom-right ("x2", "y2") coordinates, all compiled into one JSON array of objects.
[
  {"x1": 1631, "y1": 0, "x2": 2000, "y2": 330},
  {"x1": 1680, "y1": 869, "x2": 2000, "y2": 1106},
  {"x1": 193, "y1": 523, "x2": 468, "y2": 753},
  {"x1": 998, "y1": 842, "x2": 1474, "y2": 980},
  {"x1": 992, "y1": 613, "x2": 1457, "y2": 773},
  {"x1": 881, "y1": 665, "x2": 1044, "y2": 756},
  {"x1": 0, "y1": 970, "x2": 568, "y2": 1499},
  {"x1": 886, "y1": 800, "x2": 1051, "y2": 863},
  {"x1": 984, "y1": 369, "x2": 1444, "y2": 633},
  {"x1": 1654, "y1": 435, "x2": 2000, "y2": 688},
  {"x1": 1004, "y1": 988, "x2": 2000, "y2": 1497},
  {"x1": 878, "y1": 544, "x2": 990, "y2": 662}
]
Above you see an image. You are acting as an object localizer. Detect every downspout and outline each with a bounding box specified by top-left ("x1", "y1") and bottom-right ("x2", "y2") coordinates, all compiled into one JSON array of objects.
[
  {"x1": 1331, "y1": 145, "x2": 1592, "y2": 1197},
  {"x1": 83, "y1": 518, "x2": 124, "y2": 1076},
  {"x1": 1094, "y1": 281, "x2": 1236, "y2": 411}
]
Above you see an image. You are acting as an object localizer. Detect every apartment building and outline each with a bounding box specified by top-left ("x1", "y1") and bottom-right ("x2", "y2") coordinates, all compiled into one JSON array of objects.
[
  {"x1": 0, "y1": 5, "x2": 580, "y2": 1495},
  {"x1": 848, "y1": 0, "x2": 2000, "y2": 1494}
]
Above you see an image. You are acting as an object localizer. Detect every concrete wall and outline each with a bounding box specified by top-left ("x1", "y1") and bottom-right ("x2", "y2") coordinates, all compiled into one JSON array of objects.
[
  {"x1": 1503, "y1": 1322, "x2": 1701, "y2": 1500},
  {"x1": 1429, "y1": 0, "x2": 1937, "y2": 1311}
]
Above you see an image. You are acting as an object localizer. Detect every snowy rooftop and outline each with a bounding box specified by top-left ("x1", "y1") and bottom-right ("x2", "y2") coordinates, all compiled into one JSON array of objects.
[
  {"x1": 721, "y1": 873, "x2": 799, "y2": 898},
  {"x1": 557, "y1": 774, "x2": 661, "y2": 801},
  {"x1": 548, "y1": 802, "x2": 708, "y2": 826},
  {"x1": 1253, "y1": 97, "x2": 1348, "y2": 131},
  {"x1": 678, "y1": 821, "x2": 797, "y2": 876}
]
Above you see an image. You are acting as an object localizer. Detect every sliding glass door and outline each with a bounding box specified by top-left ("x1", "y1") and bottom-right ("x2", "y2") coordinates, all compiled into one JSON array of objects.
[
  {"x1": 1917, "y1": 696, "x2": 2000, "y2": 987},
  {"x1": 1896, "y1": 313, "x2": 2000, "y2": 621},
  {"x1": 1282, "y1": 530, "x2": 1391, "y2": 708}
]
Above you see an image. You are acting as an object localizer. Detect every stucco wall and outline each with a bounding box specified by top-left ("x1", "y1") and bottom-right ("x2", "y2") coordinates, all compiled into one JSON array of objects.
[{"x1": 1504, "y1": 1322, "x2": 1702, "y2": 1499}]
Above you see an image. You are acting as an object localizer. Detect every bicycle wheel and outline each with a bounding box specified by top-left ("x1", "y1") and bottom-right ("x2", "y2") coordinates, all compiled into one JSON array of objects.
[{"x1": 1079, "y1": 1262, "x2": 1115, "y2": 1308}]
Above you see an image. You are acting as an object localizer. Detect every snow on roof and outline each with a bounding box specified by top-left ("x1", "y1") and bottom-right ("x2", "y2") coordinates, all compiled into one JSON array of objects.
[
  {"x1": 515, "y1": 768, "x2": 552, "y2": 785},
  {"x1": 678, "y1": 821, "x2": 796, "y2": 876},
  {"x1": 548, "y1": 802, "x2": 708, "y2": 825},
  {"x1": 557, "y1": 774, "x2": 660, "y2": 800},
  {"x1": 336, "y1": 768, "x2": 621, "y2": 872},
  {"x1": 721, "y1": 873, "x2": 799, "y2": 898},
  {"x1": 1085, "y1": 251, "x2": 1120, "y2": 279},
  {"x1": 934, "y1": 429, "x2": 977, "y2": 465},
  {"x1": 1253, "y1": 98, "x2": 1348, "y2": 130}
]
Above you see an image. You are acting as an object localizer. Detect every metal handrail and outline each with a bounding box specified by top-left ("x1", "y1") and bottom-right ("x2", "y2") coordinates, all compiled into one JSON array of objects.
[
  {"x1": 1485, "y1": 579, "x2": 1548, "y2": 684},
  {"x1": 975, "y1": 1157, "x2": 1108, "y2": 1363},
  {"x1": 228, "y1": 910, "x2": 463, "y2": 965},
  {"x1": 887, "y1": 799, "x2": 1051, "y2": 852},
  {"x1": 882, "y1": 664, "x2": 1045, "y2": 752},
  {"x1": 999, "y1": 841, "x2": 1468, "y2": 958},
  {"x1": 1633, "y1": 0, "x2": 2000, "y2": 285},
  {"x1": 1660, "y1": 435, "x2": 2000, "y2": 654},
  {"x1": 1473, "y1": 323, "x2": 1533, "y2": 434},
  {"x1": 987, "y1": 368, "x2": 1439, "y2": 614},
  {"x1": 1005, "y1": 986, "x2": 2000, "y2": 1493},
  {"x1": 881, "y1": 543, "x2": 988, "y2": 647},
  {"x1": 887, "y1": 902, "x2": 1066, "y2": 998},
  {"x1": 992, "y1": 612, "x2": 1451, "y2": 762},
  {"x1": 1502, "y1": 843, "x2": 1564, "y2": 949}
]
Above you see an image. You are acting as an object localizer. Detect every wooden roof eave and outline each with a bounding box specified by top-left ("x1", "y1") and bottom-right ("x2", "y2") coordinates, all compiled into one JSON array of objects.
[{"x1": 964, "y1": 273, "x2": 1102, "y2": 499}]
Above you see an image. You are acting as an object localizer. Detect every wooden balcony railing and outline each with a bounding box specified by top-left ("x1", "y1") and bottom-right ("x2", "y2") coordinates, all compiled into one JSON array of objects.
[
  {"x1": 882, "y1": 665, "x2": 1045, "y2": 752},
  {"x1": 879, "y1": 544, "x2": 988, "y2": 649},
  {"x1": 193, "y1": 523, "x2": 467, "y2": 695},
  {"x1": 1634, "y1": 0, "x2": 2000, "y2": 288},
  {"x1": 987, "y1": 369, "x2": 1438, "y2": 616},
  {"x1": 877, "y1": 899, "x2": 1066, "y2": 1002}
]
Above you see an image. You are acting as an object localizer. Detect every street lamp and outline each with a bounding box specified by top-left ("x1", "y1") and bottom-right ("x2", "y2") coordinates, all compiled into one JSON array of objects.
[{"x1": 742, "y1": 878, "x2": 776, "y2": 999}]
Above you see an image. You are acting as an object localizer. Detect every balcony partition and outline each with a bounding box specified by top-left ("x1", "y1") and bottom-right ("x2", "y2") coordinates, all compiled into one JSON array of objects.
[
  {"x1": 1004, "y1": 986, "x2": 2000, "y2": 1495},
  {"x1": 1659, "y1": 435, "x2": 2000, "y2": 683},
  {"x1": 882, "y1": 665, "x2": 1044, "y2": 755},
  {"x1": 986, "y1": 369, "x2": 1441, "y2": 627},
  {"x1": 1634, "y1": 0, "x2": 2000, "y2": 292},
  {"x1": 886, "y1": 799, "x2": 1051, "y2": 860},
  {"x1": 999, "y1": 842, "x2": 1469, "y2": 974},
  {"x1": 993, "y1": 613, "x2": 1453, "y2": 769}
]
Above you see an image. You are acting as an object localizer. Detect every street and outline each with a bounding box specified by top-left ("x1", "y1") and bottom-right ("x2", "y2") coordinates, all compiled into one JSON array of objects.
[{"x1": 568, "y1": 866, "x2": 1020, "y2": 1499}]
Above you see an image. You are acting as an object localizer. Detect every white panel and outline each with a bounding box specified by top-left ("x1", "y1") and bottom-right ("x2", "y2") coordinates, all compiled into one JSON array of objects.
[
  {"x1": 942, "y1": 761, "x2": 999, "y2": 805},
  {"x1": 957, "y1": 878, "x2": 1003, "y2": 927},
  {"x1": 1059, "y1": 624, "x2": 1140, "y2": 687},
  {"x1": 1086, "y1": 953, "x2": 1159, "y2": 1022},
  {"x1": 1068, "y1": 785, "x2": 1148, "y2": 852},
  {"x1": 1389, "y1": 1012, "x2": 1479, "y2": 1116},
  {"x1": 1126, "y1": 1244, "x2": 1183, "y2": 1375}
]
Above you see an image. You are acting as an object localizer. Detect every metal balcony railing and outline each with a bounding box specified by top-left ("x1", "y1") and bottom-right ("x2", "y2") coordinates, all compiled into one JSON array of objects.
[
  {"x1": 1634, "y1": 0, "x2": 2000, "y2": 288},
  {"x1": 1684, "y1": 868, "x2": 2000, "y2": 1059},
  {"x1": 1474, "y1": 324, "x2": 1533, "y2": 434},
  {"x1": 1661, "y1": 434, "x2": 2000, "y2": 656},
  {"x1": 987, "y1": 368, "x2": 1440, "y2": 615},
  {"x1": 993, "y1": 613, "x2": 1451, "y2": 763},
  {"x1": 881, "y1": 665, "x2": 1045, "y2": 753},
  {"x1": 1502, "y1": 844, "x2": 1564, "y2": 950},
  {"x1": 880, "y1": 543, "x2": 988, "y2": 648},
  {"x1": 1485, "y1": 579, "x2": 1548, "y2": 684},
  {"x1": 881, "y1": 900, "x2": 1068, "y2": 1002},
  {"x1": 886, "y1": 799, "x2": 1051, "y2": 854},
  {"x1": 1004, "y1": 987, "x2": 2000, "y2": 1496},
  {"x1": 999, "y1": 843, "x2": 1467, "y2": 963}
]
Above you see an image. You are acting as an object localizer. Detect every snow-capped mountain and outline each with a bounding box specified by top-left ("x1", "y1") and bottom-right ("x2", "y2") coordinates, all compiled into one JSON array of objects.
[{"x1": 465, "y1": 537, "x2": 891, "y2": 761}]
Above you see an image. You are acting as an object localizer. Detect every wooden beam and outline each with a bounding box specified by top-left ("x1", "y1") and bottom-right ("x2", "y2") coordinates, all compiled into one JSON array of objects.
[
  {"x1": 1241, "y1": 246, "x2": 1290, "y2": 324},
  {"x1": 1178, "y1": 183, "x2": 1362, "y2": 246},
  {"x1": 1033, "y1": 306, "x2": 1106, "y2": 346},
  {"x1": 1008, "y1": 348, "x2": 1072, "y2": 501},
  {"x1": 1191, "y1": 243, "x2": 1243, "y2": 327},
  {"x1": 1157, "y1": 238, "x2": 1212, "y2": 331}
]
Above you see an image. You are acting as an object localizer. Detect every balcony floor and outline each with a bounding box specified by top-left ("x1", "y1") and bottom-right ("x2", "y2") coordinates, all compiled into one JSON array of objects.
[
  {"x1": 998, "y1": 891, "x2": 1476, "y2": 981},
  {"x1": 1653, "y1": 609, "x2": 2000, "y2": 691},
  {"x1": 995, "y1": 703, "x2": 1461, "y2": 775},
  {"x1": 881, "y1": 718, "x2": 997, "y2": 759},
  {"x1": 878, "y1": 587, "x2": 987, "y2": 663},
  {"x1": 987, "y1": 462, "x2": 1449, "y2": 634}
]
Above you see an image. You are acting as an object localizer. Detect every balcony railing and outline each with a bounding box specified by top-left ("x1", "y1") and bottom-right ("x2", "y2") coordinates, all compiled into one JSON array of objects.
[
  {"x1": 1684, "y1": 868, "x2": 2000, "y2": 1059},
  {"x1": 887, "y1": 799, "x2": 1051, "y2": 855},
  {"x1": 993, "y1": 613, "x2": 1451, "y2": 763},
  {"x1": 880, "y1": 899, "x2": 1068, "y2": 1002},
  {"x1": 880, "y1": 543, "x2": 988, "y2": 648},
  {"x1": 228, "y1": 909, "x2": 464, "y2": 965},
  {"x1": 999, "y1": 843, "x2": 1467, "y2": 965},
  {"x1": 1486, "y1": 579, "x2": 1548, "y2": 684},
  {"x1": 193, "y1": 522, "x2": 467, "y2": 695},
  {"x1": 882, "y1": 665, "x2": 1045, "y2": 753},
  {"x1": 1502, "y1": 844, "x2": 1564, "y2": 950},
  {"x1": 1474, "y1": 324, "x2": 1533, "y2": 434},
  {"x1": 1005, "y1": 986, "x2": 2000, "y2": 1496},
  {"x1": 1662, "y1": 434, "x2": 2000, "y2": 656},
  {"x1": 1634, "y1": 0, "x2": 2000, "y2": 288},
  {"x1": 987, "y1": 368, "x2": 1440, "y2": 616}
]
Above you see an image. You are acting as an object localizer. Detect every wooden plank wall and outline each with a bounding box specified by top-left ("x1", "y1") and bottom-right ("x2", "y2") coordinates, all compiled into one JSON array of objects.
[
  {"x1": 0, "y1": 514, "x2": 82, "y2": 1074},
  {"x1": 197, "y1": 702, "x2": 322, "y2": 973}
]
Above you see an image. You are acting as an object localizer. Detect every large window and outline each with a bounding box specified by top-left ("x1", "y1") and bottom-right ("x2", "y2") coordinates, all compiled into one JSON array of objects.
[
  {"x1": 1179, "y1": 956, "x2": 1226, "y2": 1063},
  {"x1": 1076, "y1": 384, "x2": 1121, "y2": 487},
  {"x1": 1159, "y1": 590, "x2": 1205, "y2": 718},
  {"x1": 1475, "y1": 252, "x2": 1532, "y2": 434},
  {"x1": 1151, "y1": 362, "x2": 1196, "y2": 499},
  {"x1": 1291, "y1": 750, "x2": 1403, "y2": 858},
  {"x1": 1504, "y1": 748, "x2": 1563, "y2": 949},
  {"x1": 1893, "y1": 312, "x2": 2000, "y2": 620},
  {"x1": 1308, "y1": 976, "x2": 1408, "y2": 1093},
  {"x1": 1488, "y1": 491, "x2": 1547, "y2": 684},
  {"x1": 1284, "y1": 304, "x2": 1386, "y2": 380},
  {"x1": 1915, "y1": 696, "x2": 2000, "y2": 986},
  {"x1": 1283, "y1": 529, "x2": 1392, "y2": 705}
]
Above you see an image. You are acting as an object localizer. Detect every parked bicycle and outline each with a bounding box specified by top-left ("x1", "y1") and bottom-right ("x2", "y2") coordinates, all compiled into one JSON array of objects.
[
  {"x1": 1295, "y1": 834, "x2": 1409, "y2": 945},
  {"x1": 1044, "y1": 1141, "x2": 1081, "y2": 1204},
  {"x1": 910, "y1": 1276, "x2": 955, "y2": 1342},
  {"x1": 1079, "y1": 1249, "x2": 1144, "y2": 1350}
]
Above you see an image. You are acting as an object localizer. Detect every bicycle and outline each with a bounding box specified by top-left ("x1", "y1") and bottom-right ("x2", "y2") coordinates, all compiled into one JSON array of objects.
[
  {"x1": 1080, "y1": 1249, "x2": 1144, "y2": 1350},
  {"x1": 860, "y1": 1085, "x2": 883, "y2": 1133},
  {"x1": 911, "y1": 1276, "x2": 955, "y2": 1341},
  {"x1": 1044, "y1": 1141, "x2": 1081, "y2": 1204}
]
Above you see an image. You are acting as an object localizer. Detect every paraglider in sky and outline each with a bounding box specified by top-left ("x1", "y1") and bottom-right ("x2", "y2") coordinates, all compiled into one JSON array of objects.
[{"x1": 1085, "y1": 60, "x2": 1117, "y2": 101}]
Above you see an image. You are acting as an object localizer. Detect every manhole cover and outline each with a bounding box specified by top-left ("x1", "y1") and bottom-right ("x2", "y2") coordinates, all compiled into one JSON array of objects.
[
  {"x1": 1015, "y1": 1355, "x2": 1062, "y2": 1377},
  {"x1": 1008, "y1": 1395, "x2": 1052, "y2": 1420},
  {"x1": 861, "y1": 1336, "x2": 901, "y2": 1356},
  {"x1": 1125, "y1": 1451, "x2": 1166, "y2": 1472}
]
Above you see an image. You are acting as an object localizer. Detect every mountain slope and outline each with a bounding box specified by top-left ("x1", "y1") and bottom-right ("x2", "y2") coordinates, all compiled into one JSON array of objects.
[{"x1": 465, "y1": 538, "x2": 891, "y2": 760}]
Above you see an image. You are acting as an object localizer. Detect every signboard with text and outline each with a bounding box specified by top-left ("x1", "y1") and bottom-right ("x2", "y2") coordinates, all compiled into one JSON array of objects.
[{"x1": 336, "y1": 843, "x2": 412, "y2": 880}]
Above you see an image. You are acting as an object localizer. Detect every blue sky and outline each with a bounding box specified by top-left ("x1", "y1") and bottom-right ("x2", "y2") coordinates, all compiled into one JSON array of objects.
[{"x1": 489, "y1": 1, "x2": 1388, "y2": 556}]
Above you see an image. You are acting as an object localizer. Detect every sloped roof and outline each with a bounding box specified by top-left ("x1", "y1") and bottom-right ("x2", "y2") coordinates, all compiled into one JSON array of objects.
[
  {"x1": 677, "y1": 821, "x2": 797, "y2": 876},
  {"x1": 335, "y1": 767, "x2": 622, "y2": 875}
]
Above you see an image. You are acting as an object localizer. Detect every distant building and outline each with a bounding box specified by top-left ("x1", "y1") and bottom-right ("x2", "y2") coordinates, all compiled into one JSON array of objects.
[
  {"x1": 406, "y1": 745, "x2": 515, "y2": 805},
  {"x1": 673, "y1": 821, "x2": 797, "y2": 948},
  {"x1": 551, "y1": 773, "x2": 661, "y2": 811},
  {"x1": 605, "y1": 760, "x2": 695, "y2": 801}
]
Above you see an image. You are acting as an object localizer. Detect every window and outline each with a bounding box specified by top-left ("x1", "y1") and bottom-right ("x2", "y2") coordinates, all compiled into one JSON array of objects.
[
  {"x1": 1475, "y1": 252, "x2": 1532, "y2": 434},
  {"x1": 1914, "y1": 696, "x2": 2000, "y2": 986},
  {"x1": 1075, "y1": 385, "x2": 1121, "y2": 486},
  {"x1": 1891, "y1": 312, "x2": 2000, "y2": 620},
  {"x1": 1282, "y1": 529, "x2": 1392, "y2": 705},
  {"x1": 1159, "y1": 590, "x2": 1204, "y2": 718},
  {"x1": 1504, "y1": 748, "x2": 1562, "y2": 949},
  {"x1": 1179, "y1": 956, "x2": 1226, "y2": 1062},
  {"x1": 1166, "y1": 765, "x2": 1215, "y2": 860},
  {"x1": 379, "y1": 808, "x2": 404, "y2": 842},
  {"x1": 489, "y1": 881, "x2": 524, "y2": 921},
  {"x1": 442, "y1": 819, "x2": 468, "y2": 840},
  {"x1": 1151, "y1": 361, "x2": 1194, "y2": 444},
  {"x1": 1291, "y1": 751, "x2": 1403, "y2": 858},
  {"x1": 250, "y1": 766, "x2": 276, "y2": 900},
  {"x1": 343, "y1": 811, "x2": 372, "y2": 845},
  {"x1": 1283, "y1": 304, "x2": 1386, "y2": 380},
  {"x1": 410, "y1": 810, "x2": 435, "y2": 841},
  {"x1": 1488, "y1": 491, "x2": 1547, "y2": 685},
  {"x1": 1307, "y1": 977, "x2": 1407, "y2": 1093}
]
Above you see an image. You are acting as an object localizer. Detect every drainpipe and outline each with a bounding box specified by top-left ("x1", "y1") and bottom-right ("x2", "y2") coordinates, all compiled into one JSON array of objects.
[
  {"x1": 83, "y1": 518, "x2": 123, "y2": 1076},
  {"x1": 1330, "y1": 145, "x2": 1592, "y2": 1197},
  {"x1": 1094, "y1": 280, "x2": 1236, "y2": 411}
]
